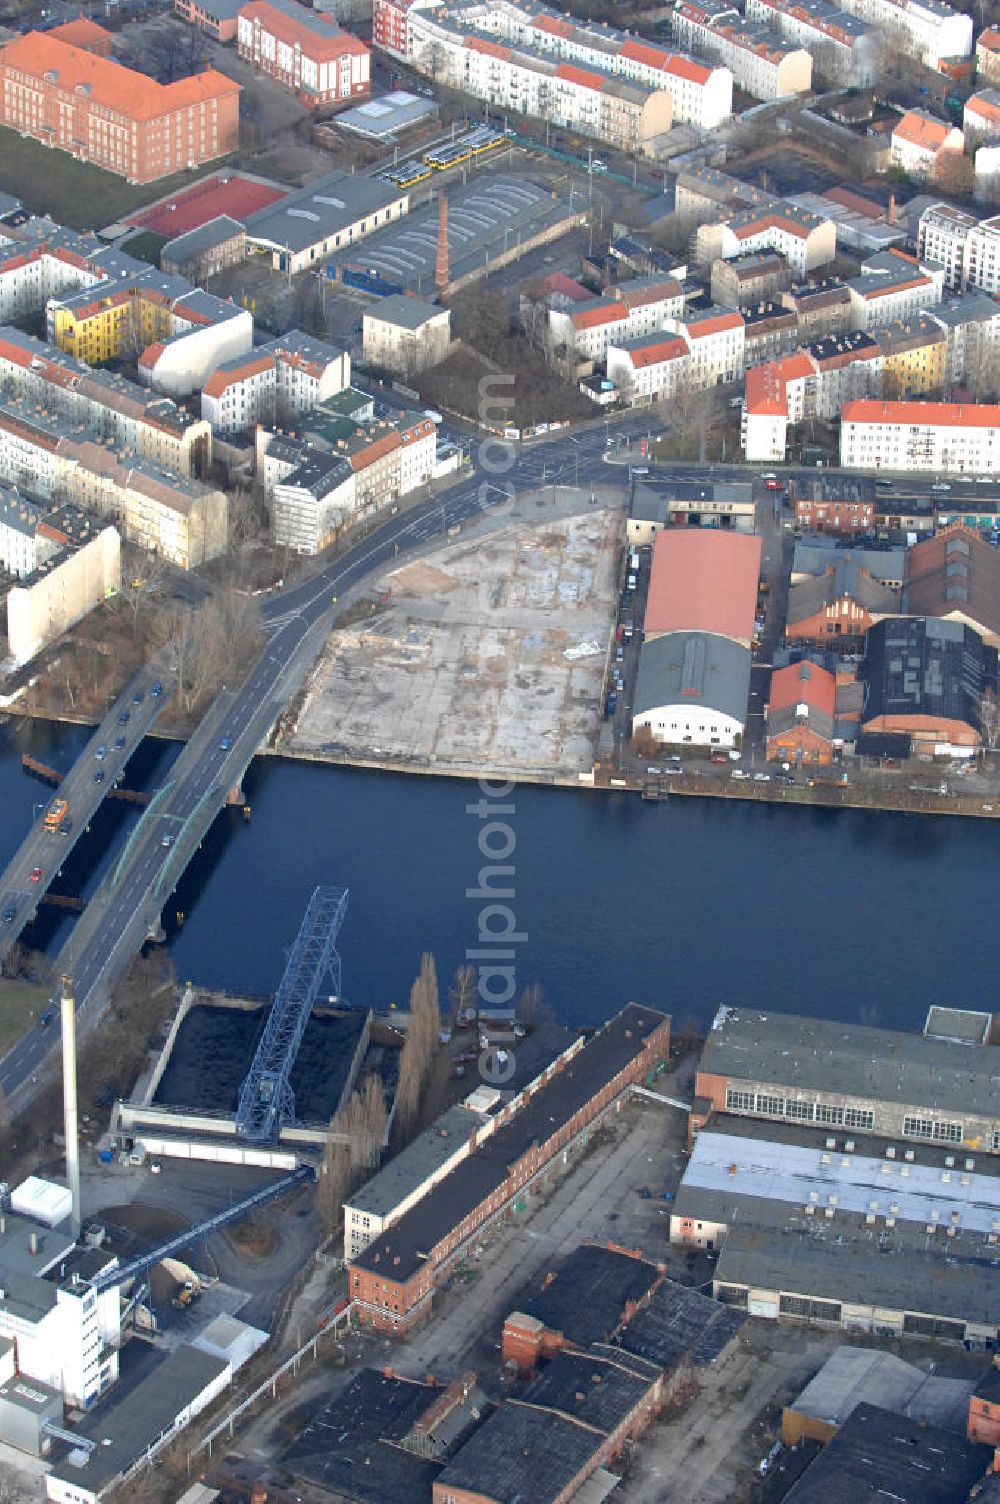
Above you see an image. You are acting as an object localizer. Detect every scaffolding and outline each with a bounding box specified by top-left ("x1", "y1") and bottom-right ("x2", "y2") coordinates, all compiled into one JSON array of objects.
[{"x1": 235, "y1": 886, "x2": 349, "y2": 1142}]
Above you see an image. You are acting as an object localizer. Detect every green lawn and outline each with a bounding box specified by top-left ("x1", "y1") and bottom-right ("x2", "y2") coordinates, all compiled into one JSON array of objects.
[
  {"x1": 0, "y1": 977, "x2": 48, "y2": 1057},
  {"x1": 0, "y1": 125, "x2": 234, "y2": 231}
]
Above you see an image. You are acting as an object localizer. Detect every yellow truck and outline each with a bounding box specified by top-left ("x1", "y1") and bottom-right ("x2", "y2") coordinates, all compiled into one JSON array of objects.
[{"x1": 43, "y1": 798, "x2": 69, "y2": 833}]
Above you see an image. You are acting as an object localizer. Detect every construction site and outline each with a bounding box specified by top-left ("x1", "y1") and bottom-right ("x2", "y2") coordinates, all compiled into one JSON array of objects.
[{"x1": 279, "y1": 493, "x2": 624, "y2": 785}]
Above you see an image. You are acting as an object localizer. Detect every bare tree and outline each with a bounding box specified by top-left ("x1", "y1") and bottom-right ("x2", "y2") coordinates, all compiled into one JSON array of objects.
[
  {"x1": 316, "y1": 1129, "x2": 352, "y2": 1239},
  {"x1": 449, "y1": 963, "x2": 477, "y2": 1028},
  {"x1": 152, "y1": 592, "x2": 262, "y2": 715},
  {"x1": 517, "y1": 982, "x2": 544, "y2": 1032}
]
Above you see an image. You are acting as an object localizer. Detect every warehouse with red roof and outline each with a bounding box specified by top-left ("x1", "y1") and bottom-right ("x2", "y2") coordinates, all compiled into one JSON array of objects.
[{"x1": 644, "y1": 530, "x2": 763, "y2": 647}]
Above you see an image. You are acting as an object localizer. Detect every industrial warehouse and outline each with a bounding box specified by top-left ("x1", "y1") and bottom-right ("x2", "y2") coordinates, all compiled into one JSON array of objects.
[
  {"x1": 671, "y1": 1005, "x2": 1000, "y2": 1347},
  {"x1": 327, "y1": 176, "x2": 588, "y2": 297}
]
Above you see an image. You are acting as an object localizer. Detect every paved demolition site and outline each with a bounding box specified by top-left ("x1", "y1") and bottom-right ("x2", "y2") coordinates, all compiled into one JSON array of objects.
[{"x1": 280, "y1": 492, "x2": 623, "y2": 783}]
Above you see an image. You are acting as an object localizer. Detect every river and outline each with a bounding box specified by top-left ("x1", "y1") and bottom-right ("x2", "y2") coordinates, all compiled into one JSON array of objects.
[{"x1": 0, "y1": 714, "x2": 991, "y2": 1036}]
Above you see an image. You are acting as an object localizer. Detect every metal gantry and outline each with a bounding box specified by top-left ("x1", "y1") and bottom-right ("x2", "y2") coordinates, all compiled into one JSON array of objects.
[{"x1": 235, "y1": 886, "x2": 349, "y2": 1142}]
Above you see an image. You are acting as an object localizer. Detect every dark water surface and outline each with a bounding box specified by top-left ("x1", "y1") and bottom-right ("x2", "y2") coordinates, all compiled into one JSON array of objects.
[{"x1": 0, "y1": 715, "x2": 990, "y2": 1034}]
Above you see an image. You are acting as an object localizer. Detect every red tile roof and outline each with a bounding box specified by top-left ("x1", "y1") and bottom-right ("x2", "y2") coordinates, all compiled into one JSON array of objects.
[
  {"x1": 555, "y1": 60, "x2": 607, "y2": 90},
  {"x1": 625, "y1": 335, "x2": 688, "y2": 369},
  {"x1": 570, "y1": 298, "x2": 625, "y2": 331},
  {"x1": 465, "y1": 35, "x2": 510, "y2": 60},
  {"x1": 663, "y1": 52, "x2": 712, "y2": 83},
  {"x1": 843, "y1": 399, "x2": 1000, "y2": 426},
  {"x1": 621, "y1": 38, "x2": 669, "y2": 68},
  {"x1": 0, "y1": 31, "x2": 240, "y2": 119},
  {"x1": 47, "y1": 17, "x2": 111, "y2": 51},
  {"x1": 686, "y1": 311, "x2": 743, "y2": 338},
  {"x1": 239, "y1": 0, "x2": 367, "y2": 59},
  {"x1": 893, "y1": 110, "x2": 955, "y2": 150},
  {"x1": 862, "y1": 275, "x2": 932, "y2": 300},
  {"x1": 202, "y1": 353, "x2": 274, "y2": 396},
  {"x1": 979, "y1": 25, "x2": 1000, "y2": 49},
  {"x1": 768, "y1": 660, "x2": 836, "y2": 717},
  {"x1": 966, "y1": 91, "x2": 1000, "y2": 124},
  {"x1": 646, "y1": 530, "x2": 762, "y2": 642}
]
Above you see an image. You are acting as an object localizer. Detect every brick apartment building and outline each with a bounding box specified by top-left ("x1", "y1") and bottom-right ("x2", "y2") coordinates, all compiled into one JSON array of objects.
[
  {"x1": 348, "y1": 1005, "x2": 671, "y2": 1334},
  {"x1": 0, "y1": 31, "x2": 240, "y2": 184}
]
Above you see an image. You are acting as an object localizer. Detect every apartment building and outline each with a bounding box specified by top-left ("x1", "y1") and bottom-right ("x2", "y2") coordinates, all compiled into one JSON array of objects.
[
  {"x1": 781, "y1": 279, "x2": 852, "y2": 340},
  {"x1": 742, "y1": 300, "x2": 799, "y2": 364},
  {"x1": 605, "y1": 333, "x2": 690, "y2": 403},
  {"x1": 917, "y1": 202, "x2": 978, "y2": 290},
  {"x1": 0, "y1": 30, "x2": 240, "y2": 183},
  {"x1": 872, "y1": 314, "x2": 947, "y2": 395},
  {"x1": 834, "y1": 0, "x2": 971, "y2": 67},
  {"x1": 362, "y1": 294, "x2": 451, "y2": 375},
  {"x1": 0, "y1": 489, "x2": 54, "y2": 579},
  {"x1": 964, "y1": 88, "x2": 1000, "y2": 141},
  {"x1": 978, "y1": 26, "x2": 1000, "y2": 81},
  {"x1": 710, "y1": 250, "x2": 791, "y2": 308},
  {"x1": 929, "y1": 292, "x2": 1000, "y2": 385},
  {"x1": 8, "y1": 521, "x2": 121, "y2": 667},
  {"x1": 744, "y1": 0, "x2": 877, "y2": 81},
  {"x1": 0, "y1": 397, "x2": 226, "y2": 566},
  {"x1": 741, "y1": 353, "x2": 815, "y2": 461},
  {"x1": 890, "y1": 109, "x2": 965, "y2": 179},
  {"x1": 548, "y1": 276, "x2": 685, "y2": 369},
  {"x1": 672, "y1": 0, "x2": 812, "y2": 100},
  {"x1": 846, "y1": 248, "x2": 944, "y2": 331},
  {"x1": 674, "y1": 166, "x2": 773, "y2": 222},
  {"x1": 373, "y1": 0, "x2": 733, "y2": 130},
  {"x1": 0, "y1": 328, "x2": 212, "y2": 477},
  {"x1": 201, "y1": 330, "x2": 349, "y2": 434},
  {"x1": 695, "y1": 201, "x2": 836, "y2": 277},
  {"x1": 841, "y1": 399, "x2": 1000, "y2": 474},
  {"x1": 237, "y1": 0, "x2": 369, "y2": 108},
  {"x1": 272, "y1": 450, "x2": 355, "y2": 553},
  {"x1": 174, "y1": 0, "x2": 242, "y2": 41}
]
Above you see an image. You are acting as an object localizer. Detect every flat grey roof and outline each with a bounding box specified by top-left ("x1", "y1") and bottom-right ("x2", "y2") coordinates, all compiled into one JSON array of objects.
[
  {"x1": 0, "y1": 1375, "x2": 62, "y2": 1415},
  {"x1": 347, "y1": 1104, "x2": 489, "y2": 1217},
  {"x1": 364, "y1": 293, "x2": 446, "y2": 330},
  {"x1": 246, "y1": 171, "x2": 402, "y2": 255},
  {"x1": 715, "y1": 1225, "x2": 1000, "y2": 1327},
  {"x1": 788, "y1": 1346, "x2": 975, "y2": 1434},
  {"x1": 338, "y1": 90, "x2": 436, "y2": 138},
  {"x1": 52, "y1": 1345, "x2": 229, "y2": 1495},
  {"x1": 160, "y1": 216, "x2": 245, "y2": 263},
  {"x1": 700, "y1": 1005, "x2": 1000, "y2": 1119},
  {"x1": 634, "y1": 631, "x2": 750, "y2": 723},
  {"x1": 330, "y1": 176, "x2": 583, "y2": 293}
]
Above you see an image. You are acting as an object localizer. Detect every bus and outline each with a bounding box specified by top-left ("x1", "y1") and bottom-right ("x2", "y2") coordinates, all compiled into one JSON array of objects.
[{"x1": 43, "y1": 798, "x2": 69, "y2": 833}]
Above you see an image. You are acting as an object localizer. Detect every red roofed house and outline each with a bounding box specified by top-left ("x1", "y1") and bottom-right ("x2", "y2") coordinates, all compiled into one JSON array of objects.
[
  {"x1": 741, "y1": 351, "x2": 815, "y2": 461},
  {"x1": 47, "y1": 18, "x2": 113, "y2": 55},
  {"x1": 664, "y1": 307, "x2": 745, "y2": 388},
  {"x1": 548, "y1": 276, "x2": 685, "y2": 370},
  {"x1": 766, "y1": 660, "x2": 837, "y2": 762},
  {"x1": 890, "y1": 109, "x2": 965, "y2": 179},
  {"x1": 978, "y1": 26, "x2": 1000, "y2": 84},
  {"x1": 605, "y1": 332, "x2": 690, "y2": 402},
  {"x1": 237, "y1": 0, "x2": 369, "y2": 108},
  {"x1": 0, "y1": 30, "x2": 240, "y2": 183},
  {"x1": 645, "y1": 529, "x2": 763, "y2": 647},
  {"x1": 965, "y1": 88, "x2": 1000, "y2": 142}
]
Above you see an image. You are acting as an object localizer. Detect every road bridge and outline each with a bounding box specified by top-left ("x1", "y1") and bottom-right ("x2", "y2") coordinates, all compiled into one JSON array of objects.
[{"x1": 0, "y1": 666, "x2": 169, "y2": 964}]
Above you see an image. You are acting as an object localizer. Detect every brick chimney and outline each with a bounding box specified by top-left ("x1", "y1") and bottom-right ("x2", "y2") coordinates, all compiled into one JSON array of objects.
[{"x1": 435, "y1": 190, "x2": 449, "y2": 292}]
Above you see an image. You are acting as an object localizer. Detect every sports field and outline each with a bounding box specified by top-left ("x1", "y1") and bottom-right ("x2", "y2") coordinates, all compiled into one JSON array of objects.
[{"x1": 123, "y1": 172, "x2": 288, "y2": 236}]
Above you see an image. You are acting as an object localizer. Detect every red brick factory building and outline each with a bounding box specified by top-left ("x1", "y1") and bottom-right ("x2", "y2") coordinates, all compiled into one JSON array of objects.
[{"x1": 348, "y1": 1004, "x2": 671, "y2": 1334}]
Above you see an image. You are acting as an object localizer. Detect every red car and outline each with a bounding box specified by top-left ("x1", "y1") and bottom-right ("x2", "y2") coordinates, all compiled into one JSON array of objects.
[
  {"x1": 765, "y1": 479, "x2": 783, "y2": 492},
  {"x1": 30, "y1": 867, "x2": 42, "y2": 882}
]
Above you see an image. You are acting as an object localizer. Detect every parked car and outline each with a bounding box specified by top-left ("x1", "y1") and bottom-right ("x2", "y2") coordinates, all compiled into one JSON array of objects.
[
  {"x1": 754, "y1": 772, "x2": 771, "y2": 782},
  {"x1": 731, "y1": 769, "x2": 749, "y2": 780},
  {"x1": 95, "y1": 745, "x2": 106, "y2": 760},
  {"x1": 151, "y1": 681, "x2": 163, "y2": 697},
  {"x1": 30, "y1": 866, "x2": 43, "y2": 882}
]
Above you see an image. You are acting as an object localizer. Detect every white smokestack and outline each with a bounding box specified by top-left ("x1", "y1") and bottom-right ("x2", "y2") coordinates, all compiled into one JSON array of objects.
[{"x1": 60, "y1": 974, "x2": 81, "y2": 1240}]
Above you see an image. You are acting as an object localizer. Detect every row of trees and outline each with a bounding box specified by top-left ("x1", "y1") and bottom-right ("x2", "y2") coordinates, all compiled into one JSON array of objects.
[{"x1": 316, "y1": 1073, "x2": 388, "y2": 1238}]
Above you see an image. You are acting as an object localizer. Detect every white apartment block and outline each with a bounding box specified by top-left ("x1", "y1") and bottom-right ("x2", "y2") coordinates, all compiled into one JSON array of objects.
[
  {"x1": 930, "y1": 294, "x2": 1000, "y2": 386},
  {"x1": 744, "y1": 0, "x2": 877, "y2": 79},
  {"x1": 605, "y1": 333, "x2": 690, "y2": 403},
  {"x1": 846, "y1": 249, "x2": 944, "y2": 330},
  {"x1": 835, "y1": 0, "x2": 970, "y2": 67},
  {"x1": 0, "y1": 327, "x2": 211, "y2": 477},
  {"x1": 840, "y1": 399, "x2": 1000, "y2": 473},
  {"x1": 362, "y1": 295, "x2": 451, "y2": 375},
  {"x1": 415, "y1": 20, "x2": 673, "y2": 151},
  {"x1": 201, "y1": 331, "x2": 349, "y2": 435},
  {"x1": 548, "y1": 276, "x2": 686, "y2": 368},
  {"x1": 0, "y1": 488, "x2": 53, "y2": 578},
  {"x1": 890, "y1": 109, "x2": 965, "y2": 180},
  {"x1": 8, "y1": 524, "x2": 121, "y2": 667},
  {"x1": 695, "y1": 201, "x2": 836, "y2": 277},
  {"x1": 0, "y1": 225, "x2": 107, "y2": 325},
  {"x1": 137, "y1": 293, "x2": 254, "y2": 399},
  {"x1": 672, "y1": 0, "x2": 812, "y2": 100},
  {"x1": 917, "y1": 203, "x2": 978, "y2": 290},
  {"x1": 742, "y1": 352, "x2": 815, "y2": 461},
  {"x1": 664, "y1": 307, "x2": 745, "y2": 387},
  {"x1": 374, "y1": 0, "x2": 733, "y2": 129}
]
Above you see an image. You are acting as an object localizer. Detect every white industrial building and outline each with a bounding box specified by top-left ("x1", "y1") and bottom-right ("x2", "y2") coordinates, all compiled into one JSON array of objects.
[
  {"x1": 632, "y1": 631, "x2": 751, "y2": 748},
  {"x1": 244, "y1": 169, "x2": 409, "y2": 275},
  {"x1": 841, "y1": 399, "x2": 1000, "y2": 474}
]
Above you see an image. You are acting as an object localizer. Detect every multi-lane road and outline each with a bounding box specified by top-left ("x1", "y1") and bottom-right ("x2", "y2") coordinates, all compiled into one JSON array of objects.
[{"x1": 0, "y1": 666, "x2": 169, "y2": 967}]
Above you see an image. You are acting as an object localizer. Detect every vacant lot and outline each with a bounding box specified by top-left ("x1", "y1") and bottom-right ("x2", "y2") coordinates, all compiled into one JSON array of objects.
[
  {"x1": 0, "y1": 977, "x2": 48, "y2": 1055},
  {"x1": 0, "y1": 125, "x2": 233, "y2": 232}
]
